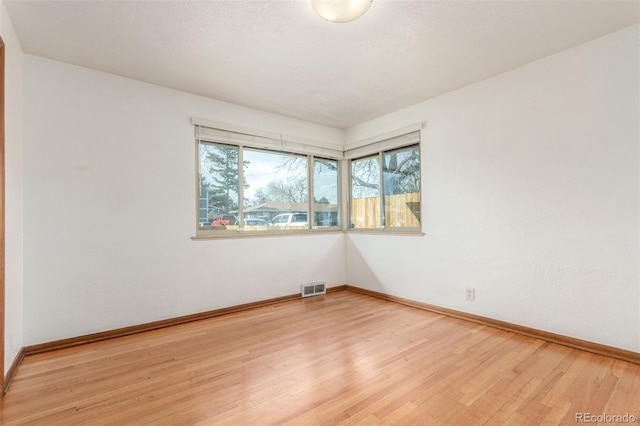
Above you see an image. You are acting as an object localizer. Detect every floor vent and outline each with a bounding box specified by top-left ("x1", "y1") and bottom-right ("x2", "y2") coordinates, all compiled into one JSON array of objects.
[{"x1": 301, "y1": 282, "x2": 326, "y2": 298}]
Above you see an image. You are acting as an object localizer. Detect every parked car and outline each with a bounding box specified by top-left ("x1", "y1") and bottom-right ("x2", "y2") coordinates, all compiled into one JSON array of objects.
[
  {"x1": 235, "y1": 218, "x2": 269, "y2": 227},
  {"x1": 270, "y1": 213, "x2": 308, "y2": 227},
  {"x1": 212, "y1": 214, "x2": 236, "y2": 226}
]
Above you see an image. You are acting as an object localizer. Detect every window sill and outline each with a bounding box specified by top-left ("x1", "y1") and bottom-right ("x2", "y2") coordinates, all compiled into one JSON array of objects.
[
  {"x1": 346, "y1": 229, "x2": 425, "y2": 236},
  {"x1": 191, "y1": 228, "x2": 344, "y2": 240},
  {"x1": 191, "y1": 228, "x2": 425, "y2": 240}
]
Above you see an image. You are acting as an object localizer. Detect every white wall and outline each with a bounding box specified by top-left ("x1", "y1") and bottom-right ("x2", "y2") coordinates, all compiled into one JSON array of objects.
[
  {"x1": 20, "y1": 24, "x2": 640, "y2": 353},
  {"x1": 1, "y1": 1, "x2": 24, "y2": 374},
  {"x1": 345, "y1": 25, "x2": 640, "y2": 352},
  {"x1": 22, "y1": 56, "x2": 346, "y2": 345}
]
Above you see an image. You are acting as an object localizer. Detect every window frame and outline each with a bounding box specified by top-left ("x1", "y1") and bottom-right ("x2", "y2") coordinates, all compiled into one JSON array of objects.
[
  {"x1": 192, "y1": 119, "x2": 422, "y2": 239},
  {"x1": 195, "y1": 138, "x2": 342, "y2": 239},
  {"x1": 347, "y1": 143, "x2": 422, "y2": 234}
]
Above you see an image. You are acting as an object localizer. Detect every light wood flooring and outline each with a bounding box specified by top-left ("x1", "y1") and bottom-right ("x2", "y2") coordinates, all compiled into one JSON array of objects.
[{"x1": 1, "y1": 290, "x2": 638, "y2": 425}]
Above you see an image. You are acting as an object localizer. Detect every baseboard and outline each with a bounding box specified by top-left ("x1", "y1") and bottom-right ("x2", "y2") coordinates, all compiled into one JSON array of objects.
[
  {"x1": 2, "y1": 346, "x2": 25, "y2": 398},
  {"x1": 24, "y1": 285, "x2": 347, "y2": 356},
  {"x1": 345, "y1": 285, "x2": 640, "y2": 365},
  {"x1": 14, "y1": 283, "x2": 636, "y2": 396}
]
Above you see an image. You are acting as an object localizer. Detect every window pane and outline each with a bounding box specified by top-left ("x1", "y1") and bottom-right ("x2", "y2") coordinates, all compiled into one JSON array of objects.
[
  {"x1": 383, "y1": 144, "x2": 421, "y2": 228},
  {"x1": 351, "y1": 156, "x2": 380, "y2": 229},
  {"x1": 313, "y1": 158, "x2": 339, "y2": 228},
  {"x1": 243, "y1": 149, "x2": 309, "y2": 231},
  {"x1": 199, "y1": 142, "x2": 240, "y2": 231}
]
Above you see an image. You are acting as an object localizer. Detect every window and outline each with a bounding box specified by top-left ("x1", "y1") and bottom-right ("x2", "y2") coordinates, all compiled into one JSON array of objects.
[
  {"x1": 350, "y1": 156, "x2": 381, "y2": 228},
  {"x1": 243, "y1": 149, "x2": 309, "y2": 231},
  {"x1": 199, "y1": 143, "x2": 240, "y2": 228},
  {"x1": 196, "y1": 123, "x2": 341, "y2": 237},
  {"x1": 382, "y1": 145, "x2": 421, "y2": 228},
  {"x1": 313, "y1": 158, "x2": 339, "y2": 228},
  {"x1": 348, "y1": 131, "x2": 421, "y2": 232},
  {"x1": 195, "y1": 120, "x2": 420, "y2": 237}
]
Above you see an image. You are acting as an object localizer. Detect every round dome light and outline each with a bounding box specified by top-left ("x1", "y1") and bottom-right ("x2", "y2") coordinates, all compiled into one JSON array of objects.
[{"x1": 311, "y1": 0, "x2": 373, "y2": 23}]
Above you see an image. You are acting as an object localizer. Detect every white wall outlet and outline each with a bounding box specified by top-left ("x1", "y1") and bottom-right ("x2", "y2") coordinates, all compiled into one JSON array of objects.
[{"x1": 465, "y1": 287, "x2": 475, "y2": 301}]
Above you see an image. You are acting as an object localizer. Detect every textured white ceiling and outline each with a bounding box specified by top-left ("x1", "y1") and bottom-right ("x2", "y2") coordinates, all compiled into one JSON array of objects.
[{"x1": 5, "y1": 0, "x2": 640, "y2": 129}]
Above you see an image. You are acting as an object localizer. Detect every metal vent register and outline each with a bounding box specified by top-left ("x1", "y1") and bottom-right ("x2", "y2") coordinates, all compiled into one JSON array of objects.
[{"x1": 301, "y1": 282, "x2": 326, "y2": 298}]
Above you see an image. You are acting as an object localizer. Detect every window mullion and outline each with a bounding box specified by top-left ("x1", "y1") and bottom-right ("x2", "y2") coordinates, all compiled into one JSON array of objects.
[
  {"x1": 308, "y1": 155, "x2": 315, "y2": 230},
  {"x1": 379, "y1": 152, "x2": 385, "y2": 229},
  {"x1": 238, "y1": 144, "x2": 245, "y2": 231},
  {"x1": 196, "y1": 139, "x2": 202, "y2": 233},
  {"x1": 347, "y1": 159, "x2": 353, "y2": 230}
]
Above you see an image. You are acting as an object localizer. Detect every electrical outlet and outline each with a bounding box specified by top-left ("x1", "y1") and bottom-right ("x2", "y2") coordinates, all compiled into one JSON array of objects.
[{"x1": 465, "y1": 287, "x2": 475, "y2": 301}]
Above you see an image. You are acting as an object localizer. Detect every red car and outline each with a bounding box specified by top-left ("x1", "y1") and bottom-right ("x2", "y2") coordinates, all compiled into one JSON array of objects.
[{"x1": 212, "y1": 214, "x2": 236, "y2": 226}]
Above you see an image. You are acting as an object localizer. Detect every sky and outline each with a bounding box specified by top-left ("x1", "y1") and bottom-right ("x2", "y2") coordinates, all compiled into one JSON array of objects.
[{"x1": 201, "y1": 144, "x2": 338, "y2": 207}]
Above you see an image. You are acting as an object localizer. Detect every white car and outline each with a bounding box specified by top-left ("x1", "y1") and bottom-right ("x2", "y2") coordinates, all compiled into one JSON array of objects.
[
  {"x1": 270, "y1": 213, "x2": 308, "y2": 227},
  {"x1": 235, "y1": 218, "x2": 269, "y2": 227}
]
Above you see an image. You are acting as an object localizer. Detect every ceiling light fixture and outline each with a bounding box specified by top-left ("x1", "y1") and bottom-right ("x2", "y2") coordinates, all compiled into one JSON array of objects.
[{"x1": 311, "y1": 0, "x2": 372, "y2": 23}]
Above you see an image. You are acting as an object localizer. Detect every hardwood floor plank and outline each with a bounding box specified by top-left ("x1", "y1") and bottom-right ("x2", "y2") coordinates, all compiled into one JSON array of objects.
[
  {"x1": 604, "y1": 360, "x2": 640, "y2": 415},
  {"x1": 1, "y1": 290, "x2": 638, "y2": 425}
]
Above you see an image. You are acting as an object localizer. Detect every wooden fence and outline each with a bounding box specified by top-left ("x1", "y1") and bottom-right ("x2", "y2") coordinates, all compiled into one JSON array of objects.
[{"x1": 351, "y1": 192, "x2": 420, "y2": 229}]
